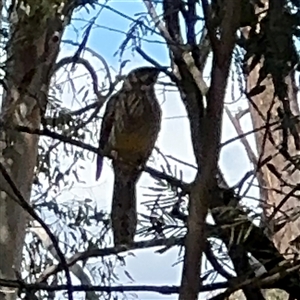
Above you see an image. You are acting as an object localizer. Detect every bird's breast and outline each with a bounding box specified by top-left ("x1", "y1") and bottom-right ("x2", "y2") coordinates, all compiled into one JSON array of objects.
[{"x1": 107, "y1": 90, "x2": 161, "y2": 165}]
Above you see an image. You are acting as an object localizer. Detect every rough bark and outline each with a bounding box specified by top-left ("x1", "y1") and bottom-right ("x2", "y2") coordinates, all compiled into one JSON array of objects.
[
  {"x1": 0, "y1": 2, "x2": 80, "y2": 299},
  {"x1": 247, "y1": 69, "x2": 300, "y2": 254},
  {"x1": 244, "y1": 1, "x2": 299, "y2": 299},
  {"x1": 244, "y1": 0, "x2": 300, "y2": 264}
]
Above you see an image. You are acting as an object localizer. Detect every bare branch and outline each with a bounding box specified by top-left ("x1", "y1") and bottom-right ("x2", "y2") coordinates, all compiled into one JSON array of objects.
[
  {"x1": 0, "y1": 278, "x2": 229, "y2": 295},
  {"x1": 9, "y1": 124, "x2": 190, "y2": 193},
  {"x1": 37, "y1": 237, "x2": 184, "y2": 282},
  {"x1": 0, "y1": 163, "x2": 73, "y2": 300},
  {"x1": 200, "y1": 0, "x2": 220, "y2": 53},
  {"x1": 62, "y1": 39, "x2": 113, "y2": 94},
  {"x1": 205, "y1": 241, "x2": 234, "y2": 280},
  {"x1": 54, "y1": 56, "x2": 105, "y2": 102},
  {"x1": 30, "y1": 225, "x2": 98, "y2": 300},
  {"x1": 225, "y1": 106, "x2": 258, "y2": 165},
  {"x1": 143, "y1": 0, "x2": 209, "y2": 96},
  {"x1": 221, "y1": 120, "x2": 280, "y2": 148},
  {"x1": 2, "y1": 259, "x2": 300, "y2": 297}
]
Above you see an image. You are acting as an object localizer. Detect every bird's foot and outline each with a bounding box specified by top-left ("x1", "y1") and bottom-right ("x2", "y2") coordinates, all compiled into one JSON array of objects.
[
  {"x1": 110, "y1": 150, "x2": 131, "y2": 166},
  {"x1": 115, "y1": 243, "x2": 130, "y2": 252}
]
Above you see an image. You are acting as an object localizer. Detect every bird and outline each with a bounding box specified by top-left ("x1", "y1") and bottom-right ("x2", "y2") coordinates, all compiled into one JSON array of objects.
[{"x1": 96, "y1": 66, "x2": 162, "y2": 247}]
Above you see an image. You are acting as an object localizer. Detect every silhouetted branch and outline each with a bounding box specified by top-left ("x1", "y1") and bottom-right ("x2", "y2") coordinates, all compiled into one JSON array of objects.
[
  {"x1": 37, "y1": 237, "x2": 184, "y2": 282},
  {"x1": 10, "y1": 124, "x2": 190, "y2": 193},
  {"x1": 0, "y1": 278, "x2": 228, "y2": 295},
  {"x1": 54, "y1": 56, "x2": 105, "y2": 102},
  {"x1": 205, "y1": 241, "x2": 234, "y2": 281},
  {"x1": 220, "y1": 120, "x2": 280, "y2": 148},
  {"x1": 3, "y1": 259, "x2": 300, "y2": 297},
  {"x1": 208, "y1": 261, "x2": 300, "y2": 300},
  {"x1": 201, "y1": 0, "x2": 220, "y2": 53},
  {"x1": 0, "y1": 163, "x2": 73, "y2": 300},
  {"x1": 38, "y1": 224, "x2": 228, "y2": 282},
  {"x1": 225, "y1": 106, "x2": 258, "y2": 165},
  {"x1": 62, "y1": 39, "x2": 114, "y2": 95}
]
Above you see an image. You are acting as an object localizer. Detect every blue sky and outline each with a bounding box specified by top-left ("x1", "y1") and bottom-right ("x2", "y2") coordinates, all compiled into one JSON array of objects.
[{"x1": 51, "y1": 1, "x2": 261, "y2": 299}]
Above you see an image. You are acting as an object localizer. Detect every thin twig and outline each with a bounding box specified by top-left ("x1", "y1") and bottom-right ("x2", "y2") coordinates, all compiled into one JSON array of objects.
[
  {"x1": 200, "y1": 0, "x2": 220, "y2": 53},
  {"x1": 221, "y1": 119, "x2": 280, "y2": 148},
  {"x1": 0, "y1": 163, "x2": 74, "y2": 300},
  {"x1": 62, "y1": 40, "x2": 113, "y2": 95},
  {"x1": 11, "y1": 124, "x2": 190, "y2": 193},
  {"x1": 225, "y1": 106, "x2": 258, "y2": 165},
  {"x1": 54, "y1": 56, "x2": 105, "y2": 102},
  {"x1": 0, "y1": 278, "x2": 228, "y2": 295}
]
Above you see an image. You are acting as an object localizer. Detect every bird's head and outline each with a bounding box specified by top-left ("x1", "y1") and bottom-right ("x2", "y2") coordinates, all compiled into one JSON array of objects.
[{"x1": 123, "y1": 66, "x2": 160, "y2": 89}]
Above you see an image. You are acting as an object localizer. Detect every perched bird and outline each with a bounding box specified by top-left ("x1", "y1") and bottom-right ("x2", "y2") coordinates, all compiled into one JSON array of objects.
[{"x1": 96, "y1": 66, "x2": 162, "y2": 246}]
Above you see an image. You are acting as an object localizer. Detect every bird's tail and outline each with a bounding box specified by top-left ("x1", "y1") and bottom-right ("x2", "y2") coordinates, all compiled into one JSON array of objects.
[
  {"x1": 95, "y1": 155, "x2": 104, "y2": 181},
  {"x1": 111, "y1": 165, "x2": 141, "y2": 246}
]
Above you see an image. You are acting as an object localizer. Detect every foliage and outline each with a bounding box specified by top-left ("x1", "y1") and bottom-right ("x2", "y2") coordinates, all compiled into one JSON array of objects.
[{"x1": 1, "y1": 1, "x2": 300, "y2": 300}]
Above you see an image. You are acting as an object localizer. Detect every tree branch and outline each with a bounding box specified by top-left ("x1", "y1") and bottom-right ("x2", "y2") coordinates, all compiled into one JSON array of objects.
[
  {"x1": 225, "y1": 106, "x2": 258, "y2": 165},
  {"x1": 0, "y1": 163, "x2": 73, "y2": 300},
  {"x1": 54, "y1": 56, "x2": 105, "y2": 102},
  {"x1": 30, "y1": 224, "x2": 98, "y2": 300},
  {"x1": 9, "y1": 124, "x2": 190, "y2": 193},
  {"x1": 61, "y1": 40, "x2": 114, "y2": 95},
  {"x1": 0, "y1": 279, "x2": 228, "y2": 295}
]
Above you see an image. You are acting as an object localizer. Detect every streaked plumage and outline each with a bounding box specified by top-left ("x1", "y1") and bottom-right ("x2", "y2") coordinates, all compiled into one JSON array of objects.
[{"x1": 96, "y1": 66, "x2": 162, "y2": 246}]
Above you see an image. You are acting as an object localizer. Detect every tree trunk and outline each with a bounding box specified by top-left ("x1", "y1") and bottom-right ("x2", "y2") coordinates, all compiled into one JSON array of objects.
[
  {"x1": 0, "y1": 4, "x2": 69, "y2": 300},
  {"x1": 247, "y1": 68, "x2": 300, "y2": 255},
  {"x1": 245, "y1": 2, "x2": 299, "y2": 300}
]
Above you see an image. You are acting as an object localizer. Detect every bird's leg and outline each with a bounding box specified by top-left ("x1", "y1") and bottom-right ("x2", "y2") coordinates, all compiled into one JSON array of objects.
[
  {"x1": 110, "y1": 149, "x2": 128, "y2": 166},
  {"x1": 110, "y1": 150, "x2": 135, "y2": 177},
  {"x1": 110, "y1": 150, "x2": 139, "y2": 168},
  {"x1": 110, "y1": 149, "x2": 119, "y2": 160}
]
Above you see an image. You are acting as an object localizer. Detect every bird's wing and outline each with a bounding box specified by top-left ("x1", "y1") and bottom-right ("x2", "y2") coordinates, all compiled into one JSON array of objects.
[
  {"x1": 96, "y1": 94, "x2": 118, "y2": 180},
  {"x1": 99, "y1": 94, "x2": 118, "y2": 151}
]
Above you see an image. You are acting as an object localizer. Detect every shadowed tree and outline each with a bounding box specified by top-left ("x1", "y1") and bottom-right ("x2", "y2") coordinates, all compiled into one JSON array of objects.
[
  {"x1": 0, "y1": 1, "x2": 95, "y2": 300},
  {"x1": 241, "y1": 0, "x2": 300, "y2": 299}
]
